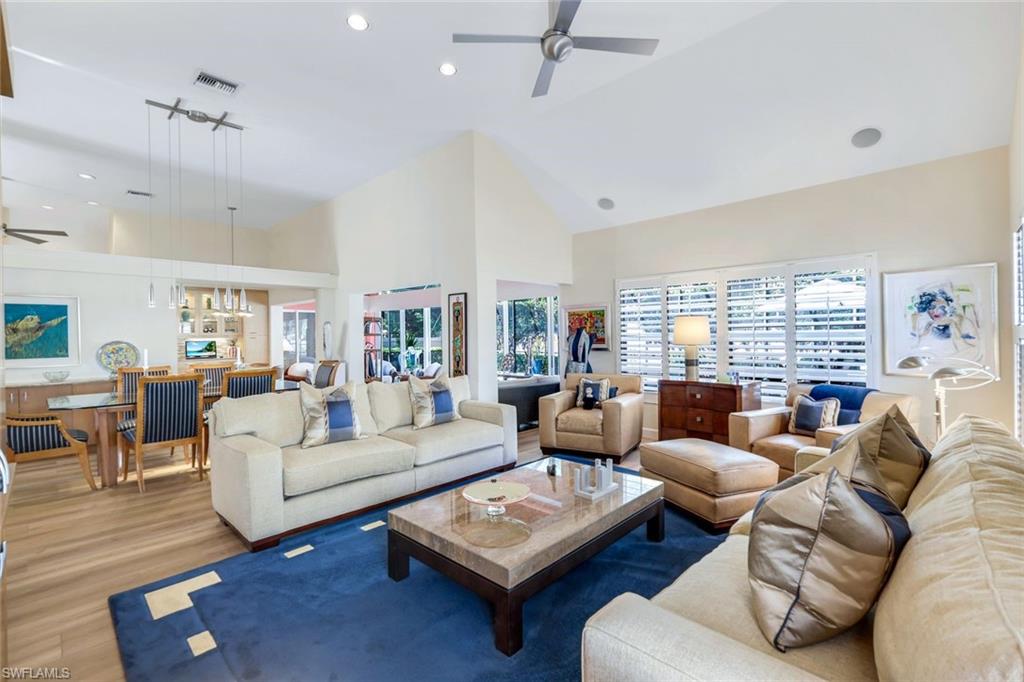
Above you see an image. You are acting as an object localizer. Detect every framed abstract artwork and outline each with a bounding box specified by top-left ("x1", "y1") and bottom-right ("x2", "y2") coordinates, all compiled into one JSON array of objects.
[
  {"x1": 883, "y1": 263, "x2": 998, "y2": 376},
  {"x1": 4, "y1": 294, "x2": 81, "y2": 368},
  {"x1": 564, "y1": 304, "x2": 609, "y2": 350},
  {"x1": 448, "y1": 292, "x2": 468, "y2": 377}
]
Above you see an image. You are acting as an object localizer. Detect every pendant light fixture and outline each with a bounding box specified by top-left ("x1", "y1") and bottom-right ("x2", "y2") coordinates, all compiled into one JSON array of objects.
[
  {"x1": 146, "y1": 106, "x2": 156, "y2": 308},
  {"x1": 167, "y1": 115, "x2": 177, "y2": 309}
]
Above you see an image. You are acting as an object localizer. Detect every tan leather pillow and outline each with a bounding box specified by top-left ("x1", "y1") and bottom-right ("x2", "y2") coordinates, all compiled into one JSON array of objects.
[
  {"x1": 748, "y1": 444, "x2": 910, "y2": 651},
  {"x1": 831, "y1": 405, "x2": 929, "y2": 507}
]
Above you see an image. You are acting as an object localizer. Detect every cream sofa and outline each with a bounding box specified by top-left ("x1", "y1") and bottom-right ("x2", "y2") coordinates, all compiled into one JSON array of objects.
[
  {"x1": 208, "y1": 377, "x2": 516, "y2": 550},
  {"x1": 539, "y1": 373, "x2": 645, "y2": 462},
  {"x1": 582, "y1": 414, "x2": 1023, "y2": 681},
  {"x1": 730, "y1": 384, "x2": 919, "y2": 479}
]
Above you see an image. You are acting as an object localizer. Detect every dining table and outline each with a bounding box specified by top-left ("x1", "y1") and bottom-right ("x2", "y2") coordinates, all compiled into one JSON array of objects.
[{"x1": 47, "y1": 379, "x2": 301, "y2": 488}]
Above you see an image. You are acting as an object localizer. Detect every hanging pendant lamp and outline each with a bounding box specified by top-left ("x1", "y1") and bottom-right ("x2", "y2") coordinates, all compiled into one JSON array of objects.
[{"x1": 146, "y1": 106, "x2": 156, "y2": 308}]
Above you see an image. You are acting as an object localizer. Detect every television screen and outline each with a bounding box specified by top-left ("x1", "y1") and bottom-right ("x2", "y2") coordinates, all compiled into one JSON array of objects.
[{"x1": 185, "y1": 339, "x2": 218, "y2": 359}]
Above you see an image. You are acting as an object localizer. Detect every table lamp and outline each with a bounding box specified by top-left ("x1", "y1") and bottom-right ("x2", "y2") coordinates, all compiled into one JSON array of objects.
[
  {"x1": 897, "y1": 354, "x2": 997, "y2": 439},
  {"x1": 673, "y1": 316, "x2": 711, "y2": 381}
]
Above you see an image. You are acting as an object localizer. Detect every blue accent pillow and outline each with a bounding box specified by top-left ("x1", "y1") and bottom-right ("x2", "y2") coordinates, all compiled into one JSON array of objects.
[
  {"x1": 325, "y1": 392, "x2": 358, "y2": 443},
  {"x1": 789, "y1": 395, "x2": 841, "y2": 436},
  {"x1": 809, "y1": 385, "x2": 877, "y2": 425},
  {"x1": 299, "y1": 383, "x2": 362, "y2": 448}
]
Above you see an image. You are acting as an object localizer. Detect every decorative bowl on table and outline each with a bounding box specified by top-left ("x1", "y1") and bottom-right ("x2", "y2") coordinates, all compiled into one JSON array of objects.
[
  {"x1": 42, "y1": 370, "x2": 70, "y2": 383},
  {"x1": 96, "y1": 340, "x2": 140, "y2": 374},
  {"x1": 462, "y1": 478, "x2": 531, "y2": 517}
]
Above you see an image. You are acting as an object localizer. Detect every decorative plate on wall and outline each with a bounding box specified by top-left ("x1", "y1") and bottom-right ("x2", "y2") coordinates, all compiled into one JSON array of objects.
[{"x1": 96, "y1": 340, "x2": 140, "y2": 373}]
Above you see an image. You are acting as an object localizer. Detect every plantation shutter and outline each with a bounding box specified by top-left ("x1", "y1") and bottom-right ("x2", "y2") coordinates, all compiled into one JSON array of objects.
[
  {"x1": 793, "y1": 269, "x2": 868, "y2": 386},
  {"x1": 667, "y1": 281, "x2": 718, "y2": 381},
  {"x1": 618, "y1": 285, "x2": 664, "y2": 391},
  {"x1": 726, "y1": 274, "x2": 787, "y2": 400}
]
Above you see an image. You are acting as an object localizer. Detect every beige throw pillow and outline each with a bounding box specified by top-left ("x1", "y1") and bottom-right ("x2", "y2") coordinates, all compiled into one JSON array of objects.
[
  {"x1": 831, "y1": 405, "x2": 930, "y2": 507},
  {"x1": 748, "y1": 444, "x2": 910, "y2": 651}
]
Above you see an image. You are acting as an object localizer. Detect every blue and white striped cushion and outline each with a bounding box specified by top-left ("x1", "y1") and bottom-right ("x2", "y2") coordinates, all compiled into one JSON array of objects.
[
  {"x1": 139, "y1": 380, "x2": 198, "y2": 444},
  {"x1": 116, "y1": 418, "x2": 136, "y2": 433},
  {"x1": 226, "y1": 374, "x2": 273, "y2": 399}
]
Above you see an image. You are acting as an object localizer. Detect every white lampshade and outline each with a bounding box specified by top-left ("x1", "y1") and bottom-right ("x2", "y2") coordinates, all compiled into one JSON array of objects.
[{"x1": 673, "y1": 316, "x2": 711, "y2": 346}]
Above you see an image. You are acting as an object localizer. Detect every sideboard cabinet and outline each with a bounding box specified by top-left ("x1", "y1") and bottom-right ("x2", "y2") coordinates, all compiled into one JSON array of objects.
[
  {"x1": 6, "y1": 380, "x2": 115, "y2": 444},
  {"x1": 657, "y1": 380, "x2": 762, "y2": 444}
]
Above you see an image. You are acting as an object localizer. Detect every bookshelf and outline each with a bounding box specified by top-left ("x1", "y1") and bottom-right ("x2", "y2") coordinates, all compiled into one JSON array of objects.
[{"x1": 364, "y1": 316, "x2": 383, "y2": 382}]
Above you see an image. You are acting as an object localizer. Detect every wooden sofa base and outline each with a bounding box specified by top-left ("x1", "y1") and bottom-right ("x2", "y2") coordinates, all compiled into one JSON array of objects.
[
  {"x1": 219, "y1": 462, "x2": 517, "y2": 552},
  {"x1": 540, "y1": 446, "x2": 623, "y2": 465}
]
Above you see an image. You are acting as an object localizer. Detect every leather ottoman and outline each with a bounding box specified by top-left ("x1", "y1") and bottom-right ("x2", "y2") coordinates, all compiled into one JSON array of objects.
[{"x1": 639, "y1": 438, "x2": 778, "y2": 529}]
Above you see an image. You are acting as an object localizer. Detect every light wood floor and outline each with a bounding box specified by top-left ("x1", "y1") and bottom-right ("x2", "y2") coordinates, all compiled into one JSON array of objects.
[{"x1": 4, "y1": 429, "x2": 643, "y2": 680}]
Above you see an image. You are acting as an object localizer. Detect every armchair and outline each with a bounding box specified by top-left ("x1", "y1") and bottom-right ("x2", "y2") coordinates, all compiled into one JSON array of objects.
[
  {"x1": 539, "y1": 373, "x2": 644, "y2": 462},
  {"x1": 729, "y1": 384, "x2": 919, "y2": 479}
]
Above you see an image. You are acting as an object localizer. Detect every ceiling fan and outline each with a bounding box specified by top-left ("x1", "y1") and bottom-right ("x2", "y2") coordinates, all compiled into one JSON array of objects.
[
  {"x1": 453, "y1": 0, "x2": 660, "y2": 98},
  {"x1": 2, "y1": 223, "x2": 68, "y2": 245}
]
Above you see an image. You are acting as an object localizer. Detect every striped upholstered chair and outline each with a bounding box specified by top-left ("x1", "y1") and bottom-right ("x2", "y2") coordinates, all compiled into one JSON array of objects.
[
  {"x1": 4, "y1": 414, "x2": 97, "y2": 490},
  {"x1": 221, "y1": 368, "x2": 276, "y2": 398},
  {"x1": 189, "y1": 361, "x2": 235, "y2": 400},
  {"x1": 115, "y1": 365, "x2": 171, "y2": 457},
  {"x1": 120, "y1": 373, "x2": 203, "y2": 492},
  {"x1": 312, "y1": 360, "x2": 341, "y2": 388}
]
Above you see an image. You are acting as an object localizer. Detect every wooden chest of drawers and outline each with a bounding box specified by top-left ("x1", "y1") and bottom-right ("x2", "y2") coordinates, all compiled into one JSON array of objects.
[{"x1": 657, "y1": 380, "x2": 762, "y2": 444}]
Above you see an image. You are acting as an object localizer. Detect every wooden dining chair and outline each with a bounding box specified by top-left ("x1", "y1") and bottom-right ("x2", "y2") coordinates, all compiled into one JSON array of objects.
[
  {"x1": 4, "y1": 413, "x2": 97, "y2": 490},
  {"x1": 119, "y1": 373, "x2": 203, "y2": 493},
  {"x1": 312, "y1": 360, "x2": 341, "y2": 388},
  {"x1": 189, "y1": 361, "x2": 235, "y2": 411},
  {"x1": 221, "y1": 367, "x2": 277, "y2": 399},
  {"x1": 115, "y1": 366, "x2": 171, "y2": 460}
]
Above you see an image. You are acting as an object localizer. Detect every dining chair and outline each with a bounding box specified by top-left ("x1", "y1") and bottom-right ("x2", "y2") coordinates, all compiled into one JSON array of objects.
[
  {"x1": 115, "y1": 365, "x2": 171, "y2": 459},
  {"x1": 119, "y1": 373, "x2": 203, "y2": 492},
  {"x1": 221, "y1": 367, "x2": 277, "y2": 399},
  {"x1": 4, "y1": 413, "x2": 97, "y2": 490},
  {"x1": 312, "y1": 360, "x2": 341, "y2": 388},
  {"x1": 189, "y1": 361, "x2": 235, "y2": 395}
]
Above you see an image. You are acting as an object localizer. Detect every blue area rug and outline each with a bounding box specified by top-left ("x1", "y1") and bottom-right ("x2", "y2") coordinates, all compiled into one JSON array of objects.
[{"x1": 109, "y1": 458, "x2": 724, "y2": 681}]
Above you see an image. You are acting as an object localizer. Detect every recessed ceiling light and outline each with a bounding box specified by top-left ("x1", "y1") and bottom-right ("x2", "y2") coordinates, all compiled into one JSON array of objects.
[
  {"x1": 597, "y1": 197, "x2": 615, "y2": 210},
  {"x1": 851, "y1": 127, "x2": 882, "y2": 149},
  {"x1": 78, "y1": 172, "x2": 96, "y2": 180},
  {"x1": 347, "y1": 14, "x2": 369, "y2": 31},
  {"x1": 439, "y1": 63, "x2": 457, "y2": 77},
  {"x1": 41, "y1": 204, "x2": 54, "y2": 210},
  {"x1": 86, "y1": 200, "x2": 100, "y2": 206}
]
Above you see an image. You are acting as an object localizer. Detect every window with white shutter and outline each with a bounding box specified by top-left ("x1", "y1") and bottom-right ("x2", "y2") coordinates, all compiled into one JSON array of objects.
[
  {"x1": 667, "y1": 281, "x2": 717, "y2": 382},
  {"x1": 793, "y1": 268, "x2": 868, "y2": 387},
  {"x1": 1014, "y1": 225, "x2": 1024, "y2": 440},
  {"x1": 617, "y1": 285, "x2": 664, "y2": 391},
  {"x1": 726, "y1": 274, "x2": 788, "y2": 400}
]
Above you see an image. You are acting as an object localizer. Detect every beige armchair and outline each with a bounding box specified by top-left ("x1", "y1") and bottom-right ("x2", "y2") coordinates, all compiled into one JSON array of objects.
[
  {"x1": 729, "y1": 384, "x2": 919, "y2": 480},
  {"x1": 539, "y1": 373, "x2": 644, "y2": 462}
]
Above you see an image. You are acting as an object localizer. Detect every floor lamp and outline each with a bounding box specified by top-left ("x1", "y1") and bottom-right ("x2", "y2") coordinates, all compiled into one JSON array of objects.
[
  {"x1": 673, "y1": 316, "x2": 711, "y2": 382},
  {"x1": 897, "y1": 354, "x2": 998, "y2": 439}
]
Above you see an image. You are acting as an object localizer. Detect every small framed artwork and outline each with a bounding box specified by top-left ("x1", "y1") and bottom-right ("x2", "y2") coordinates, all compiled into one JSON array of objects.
[
  {"x1": 4, "y1": 294, "x2": 81, "y2": 368},
  {"x1": 564, "y1": 304, "x2": 610, "y2": 350},
  {"x1": 448, "y1": 292, "x2": 468, "y2": 377},
  {"x1": 883, "y1": 263, "x2": 998, "y2": 376}
]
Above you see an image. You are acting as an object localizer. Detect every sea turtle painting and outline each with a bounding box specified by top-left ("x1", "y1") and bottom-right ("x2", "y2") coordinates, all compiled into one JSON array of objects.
[{"x1": 4, "y1": 304, "x2": 70, "y2": 359}]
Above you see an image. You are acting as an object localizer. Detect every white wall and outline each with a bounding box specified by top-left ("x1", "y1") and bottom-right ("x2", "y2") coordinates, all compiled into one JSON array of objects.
[
  {"x1": 268, "y1": 132, "x2": 575, "y2": 400},
  {"x1": 365, "y1": 287, "x2": 443, "y2": 314},
  {"x1": 565, "y1": 147, "x2": 1013, "y2": 442},
  {"x1": 497, "y1": 280, "x2": 561, "y2": 301},
  {"x1": 1013, "y1": 19, "x2": 1024, "y2": 231},
  {"x1": 110, "y1": 209, "x2": 271, "y2": 268}
]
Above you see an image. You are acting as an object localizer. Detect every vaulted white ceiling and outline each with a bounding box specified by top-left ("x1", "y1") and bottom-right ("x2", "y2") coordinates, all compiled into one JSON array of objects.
[{"x1": 1, "y1": 1, "x2": 1019, "y2": 237}]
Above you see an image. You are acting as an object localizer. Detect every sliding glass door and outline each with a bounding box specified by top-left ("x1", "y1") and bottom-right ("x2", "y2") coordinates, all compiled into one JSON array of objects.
[
  {"x1": 380, "y1": 306, "x2": 443, "y2": 373},
  {"x1": 282, "y1": 309, "x2": 316, "y2": 368},
  {"x1": 496, "y1": 296, "x2": 560, "y2": 376}
]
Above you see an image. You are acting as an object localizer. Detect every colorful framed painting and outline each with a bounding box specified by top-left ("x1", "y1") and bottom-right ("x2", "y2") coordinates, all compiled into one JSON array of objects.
[
  {"x1": 564, "y1": 304, "x2": 609, "y2": 350},
  {"x1": 4, "y1": 295, "x2": 81, "y2": 368},
  {"x1": 883, "y1": 263, "x2": 998, "y2": 377},
  {"x1": 448, "y1": 292, "x2": 468, "y2": 377}
]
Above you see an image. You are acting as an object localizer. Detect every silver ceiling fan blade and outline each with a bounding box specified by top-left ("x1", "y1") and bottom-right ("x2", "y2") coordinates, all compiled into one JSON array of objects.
[
  {"x1": 552, "y1": 0, "x2": 582, "y2": 34},
  {"x1": 6, "y1": 228, "x2": 68, "y2": 236},
  {"x1": 6, "y1": 232, "x2": 46, "y2": 245},
  {"x1": 532, "y1": 59, "x2": 556, "y2": 98},
  {"x1": 453, "y1": 34, "x2": 539, "y2": 44},
  {"x1": 573, "y1": 36, "x2": 660, "y2": 56}
]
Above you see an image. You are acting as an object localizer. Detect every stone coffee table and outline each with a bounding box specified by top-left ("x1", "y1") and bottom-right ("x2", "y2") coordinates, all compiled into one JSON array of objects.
[{"x1": 387, "y1": 457, "x2": 665, "y2": 655}]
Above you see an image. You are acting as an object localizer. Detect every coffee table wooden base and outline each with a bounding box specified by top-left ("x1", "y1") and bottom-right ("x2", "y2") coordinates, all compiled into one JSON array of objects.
[{"x1": 388, "y1": 498, "x2": 665, "y2": 656}]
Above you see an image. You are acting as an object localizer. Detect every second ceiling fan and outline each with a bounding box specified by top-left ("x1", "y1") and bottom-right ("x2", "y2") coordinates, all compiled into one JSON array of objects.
[{"x1": 453, "y1": 0, "x2": 660, "y2": 98}]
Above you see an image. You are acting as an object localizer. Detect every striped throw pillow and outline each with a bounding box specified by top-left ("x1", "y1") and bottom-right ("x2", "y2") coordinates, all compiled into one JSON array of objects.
[
  {"x1": 410, "y1": 377, "x2": 461, "y2": 430},
  {"x1": 299, "y1": 382, "x2": 362, "y2": 448}
]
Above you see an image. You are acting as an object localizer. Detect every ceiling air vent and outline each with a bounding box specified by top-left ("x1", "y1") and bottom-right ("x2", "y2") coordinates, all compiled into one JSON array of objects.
[
  {"x1": 193, "y1": 71, "x2": 239, "y2": 96},
  {"x1": 126, "y1": 189, "x2": 153, "y2": 197}
]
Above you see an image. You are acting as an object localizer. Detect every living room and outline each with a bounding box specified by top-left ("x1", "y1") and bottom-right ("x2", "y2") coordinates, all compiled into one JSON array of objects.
[{"x1": 0, "y1": 1, "x2": 1021, "y2": 680}]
